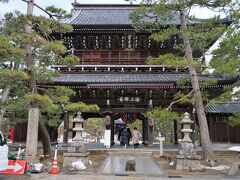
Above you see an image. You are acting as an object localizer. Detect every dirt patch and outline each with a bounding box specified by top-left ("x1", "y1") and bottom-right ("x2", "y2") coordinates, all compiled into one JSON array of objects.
[
  {"x1": 59, "y1": 152, "x2": 108, "y2": 174},
  {"x1": 153, "y1": 153, "x2": 239, "y2": 178}
]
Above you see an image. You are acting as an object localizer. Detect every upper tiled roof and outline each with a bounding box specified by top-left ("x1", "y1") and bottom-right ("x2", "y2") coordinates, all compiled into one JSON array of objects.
[
  {"x1": 205, "y1": 102, "x2": 240, "y2": 114},
  {"x1": 67, "y1": 4, "x2": 181, "y2": 26}
]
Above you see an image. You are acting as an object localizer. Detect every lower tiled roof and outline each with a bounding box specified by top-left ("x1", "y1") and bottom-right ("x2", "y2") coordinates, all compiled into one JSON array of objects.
[
  {"x1": 51, "y1": 73, "x2": 236, "y2": 84},
  {"x1": 52, "y1": 73, "x2": 185, "y2": 84},
  {"x1": 205, "y1": 102, "x2": 240, "y2": 114}
]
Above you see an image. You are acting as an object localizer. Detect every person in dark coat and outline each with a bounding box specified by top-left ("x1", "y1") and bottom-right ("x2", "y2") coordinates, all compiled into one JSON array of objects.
[
  {"x1": 127, "y1": 127, "x2": 131, "y2": 146},
  {"x1": 117, "y1": 127, "x2": 124, "y2": 145},
  {"x1": 121, "y1": 127, "x2": 129, "y2": 148}
]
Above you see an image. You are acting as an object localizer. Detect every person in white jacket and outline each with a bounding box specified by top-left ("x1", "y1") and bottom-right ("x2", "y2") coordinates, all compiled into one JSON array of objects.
[{"x1": 132, "y1": 127, "x2": 141, "y2": 149}]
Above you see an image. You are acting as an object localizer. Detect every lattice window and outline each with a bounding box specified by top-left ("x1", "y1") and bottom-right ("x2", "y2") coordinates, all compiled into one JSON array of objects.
[{"x1": 100, "y1": 35, "x2": 108, "y2": 49}]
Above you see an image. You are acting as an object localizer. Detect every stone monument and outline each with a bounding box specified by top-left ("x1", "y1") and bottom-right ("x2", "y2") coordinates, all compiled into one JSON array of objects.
[
  {"x1": 176, "y1": 112, "x2": 201, "y2": 170},
  {"x1": 63, "y1": 112, "x2": 89, "y2": 168}
]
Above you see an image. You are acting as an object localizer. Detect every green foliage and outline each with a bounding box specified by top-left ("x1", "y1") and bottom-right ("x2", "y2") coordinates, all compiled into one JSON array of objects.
[
  {"x1": 0, "y1": 35, "x2": 25, "y2": 62},
  {"x1": 0, "y1": 69, "x2": 28, "y2": 88},
  {"x1": 85, "y1": 118, "x2": 105, "y2": 142},
  {"x1": 174, "y1": 91, "x2": 194, "y2": 104},
  {"x1": 42, "y1": 40, "x2": 66, "y2": 54},
  {"x1": 211, "y1": 31, "x2": 240, "y2": 76},
  {"x1": 145, "y1": 107, "x2": 180, "y2": 141},
  {"x1": 188, "y1": 17, "x2": 227, "y2": 54},
  {"x1": 130, "y1": 0, "x2": 231, "y2": 56},
  {"x1": 65, "y1": 102, "x2": 100, "y2": 113},
  {"x1": 58, "y1": 54, "x2": 80, "y2": 68},
  {"x1": 176, "y1": 75, "x2": 190, "y2": 86},
  {"x1": 199, "y1": 79, "x2": 218, "y2": 87},
  {"x1": 34, "y1": 67, "x2": 57, "y2": 84},
  {"x1": 46, "y1": 86, "x2": 75, "y2": 105},
  {"x1": 150, "y1": 26, "x2": 179, "y2": 42},
  {"x1": 24, "y1": 93, "x2": 53, "y2": 108},
  {"x1": 45, "y1": 6, "x2": 72, "y2": 20},
  {"x1": 228, "y1": 113, "x2": 240, "y2": 127},
  {"x1": 146, "y1": 53, "x2": 187, "y2": 67},
  {"x1": 128, "y1": 120, "x2": 142, "y2": 135},
  {"x1": 211, "y1": 58, "x2": 239, "y2": 76}
]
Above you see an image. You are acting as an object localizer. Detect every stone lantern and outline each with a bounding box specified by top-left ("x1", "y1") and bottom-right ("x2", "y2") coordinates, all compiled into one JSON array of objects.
[
  {"x1": 72, "y1": 112, "x2": 84, "y2": 142},
  {"x1": 176, "y1": 112, "x2": 202, "y2": 171},
  {"x1": 63, "y1": 111, "x2": 89, "y2": 168},
  {"x1": 181, "y1": 112, "x2": 193, "y2": 142}
]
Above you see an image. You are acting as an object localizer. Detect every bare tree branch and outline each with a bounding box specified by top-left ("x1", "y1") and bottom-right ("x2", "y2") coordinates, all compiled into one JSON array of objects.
[{"x1": 166, "y1": 90, "x2": 194, "y2": 110}]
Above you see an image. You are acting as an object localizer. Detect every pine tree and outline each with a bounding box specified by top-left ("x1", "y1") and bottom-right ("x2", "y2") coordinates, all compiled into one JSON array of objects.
[
  {"x1": 130, "y1": 0, "x2": 238, "y2": 160},
  {"x1": 0, "y1": 0, "x2": 81, "y2": 160}
]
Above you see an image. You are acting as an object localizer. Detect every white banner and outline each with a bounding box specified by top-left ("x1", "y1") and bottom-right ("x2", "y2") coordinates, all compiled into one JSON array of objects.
[{"x1": 104, "y1": 130, "x2": 111, "y2": 148}]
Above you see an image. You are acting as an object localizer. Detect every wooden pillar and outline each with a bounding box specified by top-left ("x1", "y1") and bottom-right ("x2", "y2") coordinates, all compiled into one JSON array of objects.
[
  {"x1": 148, "y1": 118, "x2": 154, "y2": 146},
  {"x1": 111, "y1": 116, "x2": 115, "y2": 145},
  {"x1": 142, "y1": 118, "x2": 145, "y2": 144},
  {"x1": 174, "y1": 120, "x2": 178, "y2": 144},
  {"x1": 142, "y1": 117, "x2": 149, "y2": 145},
  {"x1": 63, "y1": 111, "x2": 69, "y2": 146}
]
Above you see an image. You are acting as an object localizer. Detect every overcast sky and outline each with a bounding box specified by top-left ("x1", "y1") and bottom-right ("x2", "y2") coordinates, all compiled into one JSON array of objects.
[{"x1": 0, "y1": 0, "x2": 224, "y2": 19}]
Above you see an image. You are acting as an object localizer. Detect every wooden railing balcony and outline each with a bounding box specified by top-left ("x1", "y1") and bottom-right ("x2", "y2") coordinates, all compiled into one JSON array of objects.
[
  {"x1": 52, "y1": 65, "x2": 188, "y2": 73},
  {"x1": 80, "y1": 58, "x2": 146, "y2": 65}
]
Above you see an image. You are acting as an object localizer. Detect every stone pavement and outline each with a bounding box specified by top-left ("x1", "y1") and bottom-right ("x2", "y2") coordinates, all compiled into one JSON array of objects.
[
  {"x1": 0, "y1": 173, "x2": 239, "y2": 180},
  {"x1": 8, "y1": 142, "x2": 240, "y2": 153}
]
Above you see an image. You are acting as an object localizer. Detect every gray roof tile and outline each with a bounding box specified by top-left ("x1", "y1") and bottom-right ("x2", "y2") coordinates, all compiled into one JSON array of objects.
[
  {"x1": 52, "y1": 73, "x2": 183, "y2": 83},
  {"x1": 51, "y1": 73, "x2": 236, "y2": 84},
  {"x1": 68, "y1": 5, "x2": 181, "y2": 26},
  {"x1": 205, "y1": 102, "x2": 240, "y2": 114}
]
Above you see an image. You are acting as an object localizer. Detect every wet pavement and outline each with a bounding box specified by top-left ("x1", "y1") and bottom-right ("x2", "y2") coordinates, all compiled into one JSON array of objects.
[{"x1": 100, "y1": 155, "x2": 163, "y2": 175}]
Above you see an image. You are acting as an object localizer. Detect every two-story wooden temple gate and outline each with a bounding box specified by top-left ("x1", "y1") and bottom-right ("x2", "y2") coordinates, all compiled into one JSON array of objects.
[
  {"x1": 36, "y1": 3, "x2": 236, "y2": 145},
  {"x1": 43, "y1": 64, "x2": 235, "y2": 146}
]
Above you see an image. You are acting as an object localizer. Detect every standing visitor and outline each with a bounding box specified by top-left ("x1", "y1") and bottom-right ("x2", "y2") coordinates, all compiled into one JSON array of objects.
[
  {"x1": 118, "y1": 127, "x2": 124, "y2": 145},
  {"x1": 121, "y1": 127, "x2": 129, "y2": 148},
  {"x1": 132, "y1": 127, "x2": 140, "y2": 149},
  {"x1": 127, "y1": 127, "x2": 131, "y2": 146}
]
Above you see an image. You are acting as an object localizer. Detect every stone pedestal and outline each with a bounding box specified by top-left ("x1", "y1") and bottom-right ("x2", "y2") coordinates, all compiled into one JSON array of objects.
[
  {"x1": 176, "y1": 142, "x2": 201, "y2": 170},
  {"x1": 176, "y1": 113, "x2": 201, "y2": 170},
  {"x1": 63, "y1": 152, "x2": 90, "y2": 167}
]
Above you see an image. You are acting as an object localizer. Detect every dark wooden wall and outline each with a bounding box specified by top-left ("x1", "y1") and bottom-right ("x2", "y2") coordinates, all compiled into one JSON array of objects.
[
  {"x1": 208, "y1": 114, "x2": 240, "y2": 143},
  {"x1": 13, "y1": 123, "x2": 58, "y2": 142}
]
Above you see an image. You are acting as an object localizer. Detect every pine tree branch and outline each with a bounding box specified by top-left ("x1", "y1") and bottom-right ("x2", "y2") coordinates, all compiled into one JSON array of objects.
[
  {"x1": 166, "y1": 90, "x2": 193, "y2": 111},
  {"x1": 21, "y1": 0, "x2": 53, "y2": 18}
]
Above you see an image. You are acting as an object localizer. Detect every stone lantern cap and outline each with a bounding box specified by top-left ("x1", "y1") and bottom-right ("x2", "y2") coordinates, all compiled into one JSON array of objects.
[
  {"x1": 181, "y1": 112, "x2": 193, "y2": 124},
  {"x1": 73, "y1": 111, "x2": 84, "y2": 123}
]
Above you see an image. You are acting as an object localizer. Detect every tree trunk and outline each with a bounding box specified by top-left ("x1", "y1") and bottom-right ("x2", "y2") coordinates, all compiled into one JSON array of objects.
[
  {"x1": 0, "y1": 86, "x2": 10, "y2": 126},
  {"x1": 39, "y1": 121, "x2": 51, "y2": 158},
  {"x1": 179, "y1": 9, "x2": 214, "y2": 160},
  {"x1": 24, "y1": 0, "x2": 40, "y2": 163}
]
